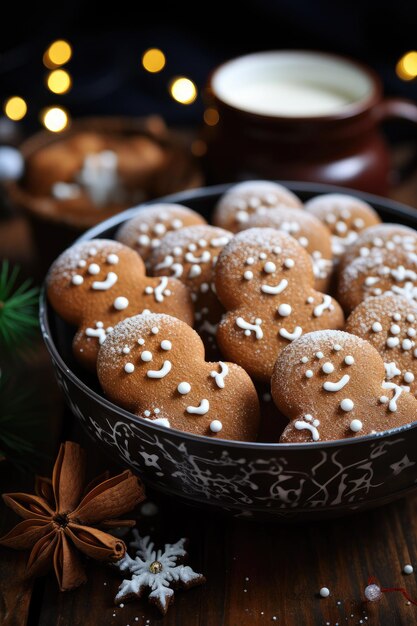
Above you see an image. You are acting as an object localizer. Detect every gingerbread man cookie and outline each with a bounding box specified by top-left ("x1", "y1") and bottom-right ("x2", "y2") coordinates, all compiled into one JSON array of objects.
[
  {"x1": 97, "y1": 313, "x2": 260, "y2": 441},
  {"x1": 304, "y1": 193, "x2": 381, "y2": 258},
  {"x1": 271, "y1": 330, "x2": 417, "y2": 443},
  {"x1": 116, "y1": 203, "x2": 206, "y2": 262},
  {"x1": 234, "y1": 206, "x2": 333, "y2": 292},
  {"x1": 212, "y1": 180, "x2": 302, "y2": 232},
  {"x1": 148, "y1": 224, "x2": 233, "y2": 356},
  {"x1": 338, "y1": 223, "x2": 417, "y2": 274},
  {"x1": 346, "y1": 294, "x2": 417, "y2": 396},
  {"x1": 47, "y1": 239, "x2": 193, "y2": 370},
  {"x1": 337, "y1": 230, "x2": 417, "y2": 313},
  {"x1": 214, "y1": 228, "x2": 344, "y2": 382}
]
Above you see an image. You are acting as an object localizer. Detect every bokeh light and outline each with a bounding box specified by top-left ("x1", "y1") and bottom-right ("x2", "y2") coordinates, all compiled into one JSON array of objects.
[
  {"x1": 204, "y1": 108, "x2": 220, "y2": 126},
  {"x1": 41, "y1": 107, "x2": 69, "y2": 132},
  {"x1": 47, "y1": 69, "x2": 72, "y2": 94},
  {"x1": 142, "y1": 48, "x2": 166, "y2": 73},
  {"x1": 396, "y1": 51, "x2": 417, "y2": 81},
  {"x1": 4, "y1": 96, "x2": 27, "y2": 121},
  {"x1": 43, "y1": 40, "x2": 72, "y2": 68},
  {"x1": 169, "y1": 77, "x2": 197, "y2": 104}
]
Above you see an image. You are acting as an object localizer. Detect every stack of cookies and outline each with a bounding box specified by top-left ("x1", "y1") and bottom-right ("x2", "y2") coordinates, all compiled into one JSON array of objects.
[{"x1": 47, "y1": 181, "x2": 417, "y2": 443}]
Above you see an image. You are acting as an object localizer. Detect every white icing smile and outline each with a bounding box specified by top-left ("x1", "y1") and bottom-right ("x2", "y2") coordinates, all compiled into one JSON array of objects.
[
  {"x1": 146, "y1": 360, "x2": 172, "y2": 378},
  {"x1": 92, "y1": 272, "x2": 118, "y2": 290},
  {"x1": 261, "y1": 279, "x2": 288, "y2": 295}
]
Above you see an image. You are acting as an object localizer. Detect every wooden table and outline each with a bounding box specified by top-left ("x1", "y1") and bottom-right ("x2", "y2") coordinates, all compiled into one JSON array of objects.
[{"x1": 2, "y1": 168, "x2": 417, "y2": 626}]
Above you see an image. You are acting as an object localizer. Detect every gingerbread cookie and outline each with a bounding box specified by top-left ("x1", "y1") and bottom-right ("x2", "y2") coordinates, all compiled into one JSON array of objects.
[
  {"x1": 148, "y1": 224, "x2": 233, "y2": 355},
  {"x1": 116, "y1": 203, "x2": 206, "y2": 262},
  {"x1": 212, "y1": 180, "x2": 302, "y2": 232},
  {"x1": 235, "y1": 206, "x2": 333, "y2": 292},
  {"x1": 97, "y1": 313, "x2": 260, "y2": 441},
  {"x1": 346, "y1": 294, "x2": 417, "y2": 396},
  {"x1": 214, "y1": 228, "x2": 344, "y2": 382},
  {"x1": 271, "y1": 330, "x2": 417, "y2": 443},
  {"x1": 47, "y1": 239, "x2": 193, "y2": 370},
  {"x1": 338, "y1": 223, "x2": 417, "y2": 274},
  {"x1": 337, "y1": 233, "x2": 417, "y2": 313},
  {"x1": 305, "y1": 193, "x2": 381, "y2": 258}
]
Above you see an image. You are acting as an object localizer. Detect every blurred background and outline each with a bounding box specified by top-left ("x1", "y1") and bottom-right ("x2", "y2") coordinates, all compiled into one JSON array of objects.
[{"x1": 1, "y1": 0, "x2": 417, "y2": 139}]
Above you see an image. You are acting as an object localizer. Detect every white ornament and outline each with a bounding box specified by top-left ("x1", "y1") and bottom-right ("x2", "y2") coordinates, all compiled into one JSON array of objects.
[{"x1": 115, "y1": 531, "x2": 205, "y2": 613}]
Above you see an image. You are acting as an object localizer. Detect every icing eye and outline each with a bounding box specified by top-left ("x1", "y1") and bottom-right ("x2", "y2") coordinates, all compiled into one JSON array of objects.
[
  {"x1": 160, "y1": 340, "x2": 172, "y2": 351},
  {"x1": 72, "y1": 274, "x2": 84, "y2": 285},
  {"x1": 138, "y1": 338, "x2": 145, "y2": 345},
  {"x1": 340, "y1": 398, "x2": 354, "y2": 412},
  {"x1": 243, "y1": 270, "x2": 253, "y2": 280},
  {"x1": 106, "y1": 254, "x2": 119, "y2": 265},
  {"x1": 124, "y1": 363, "x2": 135, "y2": 373},
  {"x1": 263, "y1": 261, "x2": 276, "y2": 273},
  {"x1": 284, "y1": 259, "x2": 295, "y2": 269},
  {"x1": 88, "y1": 263, "x2": 100, "y2": 275},
  {"x1": 322, "y1": 362, "x2": 334, "y2": 374},
  {"x1": 344, "y1": 355, "x2": 354, "y2": 365},
  {"x1": 141, "y1": 351, "x2": 153, "y2": 362},
  {"x1": 151, "y1": 327, "x2": 159, "y2": 334}
]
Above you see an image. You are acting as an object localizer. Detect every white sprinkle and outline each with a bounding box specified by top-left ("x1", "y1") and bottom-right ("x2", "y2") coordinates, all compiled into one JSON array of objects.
[
  {"x1": 113, "y1": 296, "x2": 129, "y2": 310},
  {"x1": 88, "y1": 247, "x2": 97, "y2": 256},
  {"x1": 301, "y1": 356, "x2": 308, "y2": 363},
  {"x1": 141, "y1": 351, "x2": 152, "y2": 362},
  {"x1": 379, "y1": 395, "x2": 389, "y2": 404},
  {"x1": 341, "y1": 399, "x2": 354, "y2": 412},
  {"x1": 78, "y1": 259, "x2": 87, "y2": 268},
  {"x1": 306, "y1": 296, "x2": 314, "y2": 304},
  {"x1": 177, "y1": 382, "x2": 191, "y2": 394},
  {"x1": 404, "y1": 372, "x2": 415, "y2": 383},
  {"x1": 404, "y1": 564, "x2": 414, "y2": 575},
  {"x1": 319, "y1": 587, "x2": 330, "y2": 598},
  {"x1": 407, "y1": 328, "x2": 416, "y2": 337},
  {"x1": 138, "y1": 338, "x2": 145, "y2": 345},
  {"x1": 151, "y1": 327, "x2": 159, "y2": 334},
  {"x1": 305, "y1": 370, "x2": 313, "y2": 378},
  {"x1": 284, "y1": 258, "x2": 295, "y2": 268},
  {"x1": 390, "y1": 324, "x2": 401, "y2": 335},
  {"x1": 210, "y1": 420, "x2": 223, "y2": 433},
  {"x1": 278, "y1": 303, "x2": 292, "y2": 317},
  {"x1": 349, "y1": 419, "x2": 362, "y2": 432},
  {"x1": 393, "y1": 312, "x2": 402, "y2": 321},
  {"x1": 144, "y1": 410, "x2": 151, "y2": 417},
  {"x1": 387, "y1": 337, "x2": 400, "y2": 348},
  {"x1": 245, "y1": 257, "x2": 255, "y2": 265},
  {"x1": 372, "y1": 322, "x2": 383, "y2": 332},
  {"x1": 243, "y1": 270, "x2": 253, "y2": 280},
  {"x1": 403, "y1": 339, "x2": 413, "y2": 350},
  {"x1": 407, "y1": 313, "x2": 416, "y2": 323},
  {"x1": 124, "y1": 363, "x2": 135, "y2": 374},
  {"x1": 122, "y1": 346, "x2": 130, "y2": 354},
  {"x1": 316, "y1": 352, "x2": 324, "y2": 359},
  {"x1": 259, "y1": 252, "x2": 267, "y2": 260},
  {"x1": 160, "y1": 340, "x2": 172, "y2": 350},
  {"x1": 344, "y1": 355, "x2": 355, "y2": 365},
  {"x1": 172, "y1": 218, "x2": 183, "y2": 229},
  {"x1": 333, "y1": 344, "x2": 342, "y2": 351}
]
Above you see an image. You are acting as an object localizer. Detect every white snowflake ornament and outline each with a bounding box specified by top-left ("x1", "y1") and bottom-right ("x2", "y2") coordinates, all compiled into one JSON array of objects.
[{"x1": 114, "y1": 530, "x2": 205, "y2": 614}]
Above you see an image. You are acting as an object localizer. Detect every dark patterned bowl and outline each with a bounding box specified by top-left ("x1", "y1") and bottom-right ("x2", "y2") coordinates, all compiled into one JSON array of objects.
[{"x1": 40, "y1": 182, "x2": 417, "y2": 520}]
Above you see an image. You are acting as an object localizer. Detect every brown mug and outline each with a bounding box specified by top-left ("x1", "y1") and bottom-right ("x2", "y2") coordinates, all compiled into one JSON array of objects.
[{"x1": 203, "y1": 50, "x2": 417, "y2": 195}]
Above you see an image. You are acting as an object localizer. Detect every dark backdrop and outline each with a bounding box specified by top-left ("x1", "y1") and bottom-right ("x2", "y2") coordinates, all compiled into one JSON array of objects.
[{"x1": 1, "y1": 1, "x2": 416, "y2": 135}]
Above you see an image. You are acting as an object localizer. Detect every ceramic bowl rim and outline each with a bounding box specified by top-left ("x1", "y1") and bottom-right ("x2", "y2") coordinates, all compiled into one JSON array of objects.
[{"x1": 39, "y1": 180, "x2": 417, "y2": 451}]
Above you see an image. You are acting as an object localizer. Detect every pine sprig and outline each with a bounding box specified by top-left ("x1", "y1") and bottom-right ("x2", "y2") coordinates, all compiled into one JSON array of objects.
[
  {"x1": 0, "y1": 260, "x2": 39, "y2": 350},
  {"x1": 0, "y1": 370, "x2": 51, "y2": 471}
]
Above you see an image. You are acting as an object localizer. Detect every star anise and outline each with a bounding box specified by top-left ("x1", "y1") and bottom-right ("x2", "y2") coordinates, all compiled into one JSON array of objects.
[{"x1": 0, "y1": 441, "x2": 145, "y2": 591}]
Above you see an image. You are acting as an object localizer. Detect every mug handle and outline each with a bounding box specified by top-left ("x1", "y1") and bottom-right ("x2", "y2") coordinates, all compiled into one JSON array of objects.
[{"x1": 375, "y1": 97, "x2": 417, "y2": 184}]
